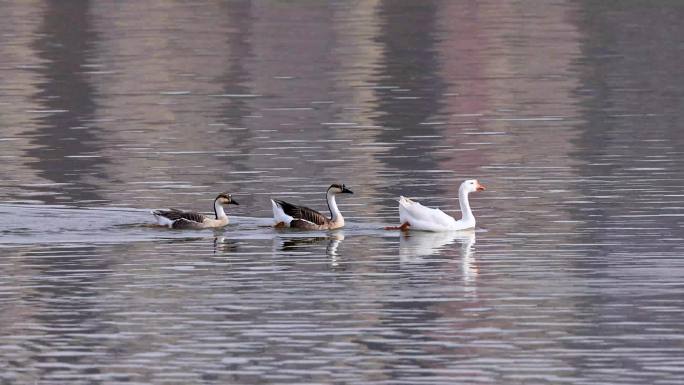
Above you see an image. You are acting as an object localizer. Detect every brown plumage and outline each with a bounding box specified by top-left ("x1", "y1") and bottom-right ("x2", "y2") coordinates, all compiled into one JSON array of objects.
[
  {"x1": 155, "y1": 209, "x2": 205, "y2": 223},
  {"x1": 272, "y1": 199, "x2": 329, "y2": 226},
  {"x1": 151, "y1": 209, "x2": 209, "y2": 229},
  {"x1": 151, "y1": 192, "x2": 239, "y2": 229},
  {"x1": 271, "y1": 183, "x2": 353, "y2": 230}
]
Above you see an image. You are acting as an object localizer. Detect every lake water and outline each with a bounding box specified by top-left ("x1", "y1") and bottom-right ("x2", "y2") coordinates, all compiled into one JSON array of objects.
[{"x1": 1, "y1": 1, "x2": 683, "y2": 384}]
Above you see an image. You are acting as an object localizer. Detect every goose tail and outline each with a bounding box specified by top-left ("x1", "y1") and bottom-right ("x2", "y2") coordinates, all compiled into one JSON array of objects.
[{"x1": 271, "y1": 199, "x2": 293, "y2": 227}]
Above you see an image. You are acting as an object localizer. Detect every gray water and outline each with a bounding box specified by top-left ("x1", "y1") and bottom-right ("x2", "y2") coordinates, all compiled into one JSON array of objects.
[{"x1": 1, "y1": 1, "x2": 684, "y2": 384}]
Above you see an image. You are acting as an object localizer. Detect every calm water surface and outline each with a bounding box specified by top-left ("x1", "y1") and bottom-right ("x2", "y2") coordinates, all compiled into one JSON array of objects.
[{"x1": 1, "y1": 1, "x2": 683, "y2": 384}]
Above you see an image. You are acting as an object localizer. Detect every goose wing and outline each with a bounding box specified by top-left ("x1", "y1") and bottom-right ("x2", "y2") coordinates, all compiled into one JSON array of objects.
[
  {"x1": 272, "y1": 199, "x2": 328, "y2": 225},
  {"x1": 153, "y1": 209, "x2": 206, "y2": 224},
  {"x1": 399, "y1": 196, "x2": 455, "y2": 228}
]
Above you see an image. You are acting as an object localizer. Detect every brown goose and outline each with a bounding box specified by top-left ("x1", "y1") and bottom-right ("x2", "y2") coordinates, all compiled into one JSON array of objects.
[
  {"x1": 152, "y1": 192, "x2": 239, "y2": 229},
  {"x1": 271, "y1": 184, "x2": 353, "y2": 230}
]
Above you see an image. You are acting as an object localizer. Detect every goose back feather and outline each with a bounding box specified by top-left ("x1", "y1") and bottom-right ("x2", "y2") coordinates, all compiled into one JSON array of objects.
[
  {"x1": 272, "y1": 199, "x2": 328, "y2": 226},
  {"x1": 152, "y1": 209, "x2": 208, "y2": 229},
  {"x1": 151, "y1": 192, "x2": 237, "y2": 229}
]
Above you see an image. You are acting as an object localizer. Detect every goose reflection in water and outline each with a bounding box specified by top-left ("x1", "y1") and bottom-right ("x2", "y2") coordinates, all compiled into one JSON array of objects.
[
  {"x1": 213, "y1": 236, "x2": 240, "y2": 253},
  {"x1": 399, "y1": 230, "x2": 478, "y2": 286},
  {"x1": 276, "y1": 231, "x2": 345, "y2": 267},
  {"x1": 278, "y1": 231, "x2": 345, "y2": 254}
]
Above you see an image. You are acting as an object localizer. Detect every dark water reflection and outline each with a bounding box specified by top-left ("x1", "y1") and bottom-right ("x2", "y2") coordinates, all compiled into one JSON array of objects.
[{"x1": 1, "y1": 1, "x2": 683, "y2": 384}]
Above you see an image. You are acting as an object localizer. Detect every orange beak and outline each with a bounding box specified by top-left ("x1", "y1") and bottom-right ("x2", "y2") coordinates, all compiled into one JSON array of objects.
[{"x1": 476, "y1": 182, "x2": 486, "y2": 192}]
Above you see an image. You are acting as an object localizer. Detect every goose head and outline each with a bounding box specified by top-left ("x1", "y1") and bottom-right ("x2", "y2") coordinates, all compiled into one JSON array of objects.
[
  {"x1": 328, "y1": 183, "x2": 353, "y2": 195},
  {"x1": 215, "y1": 192, "x2": 239, "y2": 205},
  {"x1": 461, "y1": 179, "x2": 486, "y2": 194}
]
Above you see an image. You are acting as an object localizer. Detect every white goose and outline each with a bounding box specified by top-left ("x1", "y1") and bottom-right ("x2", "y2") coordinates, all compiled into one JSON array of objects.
[
  {"x1": 152, "y1": 192, "x2": 239, "y2": 229},
  {"x1": 271, "y1": 183, "x2": 353, "y2": 230},
  {"x1": 395, "y1": 179, "x2": 485, "y2": 232}
]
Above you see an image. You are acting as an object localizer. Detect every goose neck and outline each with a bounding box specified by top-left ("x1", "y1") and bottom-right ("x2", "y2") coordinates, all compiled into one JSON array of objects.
[
  {"x1": 214, "y1": 199, "x2": 227, "y2": 219},
  {"x1": 458, "y1": 186, "x2": 474, "y2": 222},
  {"x1": 326, "y1": 191, "x2": 343, "y2": 222}
]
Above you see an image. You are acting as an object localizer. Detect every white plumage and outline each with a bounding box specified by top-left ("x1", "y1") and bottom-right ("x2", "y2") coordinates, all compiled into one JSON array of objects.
[
  {"x1": 271, "y1": 199, "x2": 294, "y2": 227},
  {"x1": 397, "y1": 179, "x2": 485, "y2": 232},
  {"x1": 399, "y1": 196, "x2": 458, "y2": 231},
  {"x1": 153, "y1": 214, "x2": 176, "y2": 227}
]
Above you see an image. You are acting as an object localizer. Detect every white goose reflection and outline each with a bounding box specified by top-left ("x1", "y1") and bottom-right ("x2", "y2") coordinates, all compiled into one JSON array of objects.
[
  {"x1": 399, "y1": 230, "x2": 474, "y2": 260},
  {"x1": 459, "y1": 232, "x2": 478, "y2": 293},
  {"x1": 399, "y1": 230, "x2": 478, "y2": 287}
]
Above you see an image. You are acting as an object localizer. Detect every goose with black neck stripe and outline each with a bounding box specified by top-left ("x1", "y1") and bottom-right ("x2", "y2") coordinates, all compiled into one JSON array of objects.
[
  {"x1": 271, "y1": 183, "x2": 354, "y2": 230},
  {"x1": 151, "y1": 192, "x2": 239, "y2": 229}
]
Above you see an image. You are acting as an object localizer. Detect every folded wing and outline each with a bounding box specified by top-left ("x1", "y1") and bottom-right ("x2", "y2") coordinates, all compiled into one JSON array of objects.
[
  {"x1": 398, "y1": 196, "x2": 456, "y2": 230},
  {"x1": 153, "y1": 209, "x2": 206, "y2": 224},
  {"x1": 272, "y1": 199, "x2": 328, "y2": 226}
]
